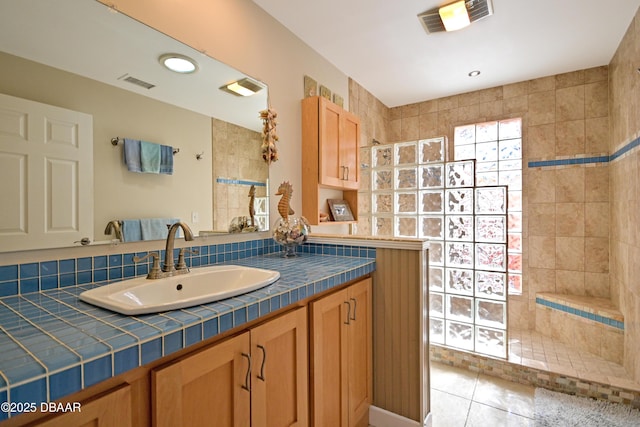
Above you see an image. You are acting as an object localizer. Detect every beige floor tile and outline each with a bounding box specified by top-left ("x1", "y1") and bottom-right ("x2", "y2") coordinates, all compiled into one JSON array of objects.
[
  {"x1": 430, "y1": 363, "x2": 478, "y2": 400},
  {"x1": 430, "y1": 389, "x2": 471, "y2": 427},
  {"x1": 466, "y1": 401, "x2": 534, "y2": 427},
  {"x1": 472, "y1": 374, "x2": 535, "y2": 418}
]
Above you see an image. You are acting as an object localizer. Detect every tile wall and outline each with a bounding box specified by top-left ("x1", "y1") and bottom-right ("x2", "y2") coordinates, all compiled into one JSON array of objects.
[
  {"x1": 211, "y1": 118, "x2": 268, "y2": 231},
  {"x1": 350, "y1": 66, "x2": 611, "y2": 332},
  {"x1": 609, "y1": 8, "x2": 640, "y2": 382}
]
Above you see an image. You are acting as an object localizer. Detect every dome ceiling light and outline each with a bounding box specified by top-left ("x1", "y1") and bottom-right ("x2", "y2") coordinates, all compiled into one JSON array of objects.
[{"x1": 159, "y1": 53, "x2": 198, "y2": 74}]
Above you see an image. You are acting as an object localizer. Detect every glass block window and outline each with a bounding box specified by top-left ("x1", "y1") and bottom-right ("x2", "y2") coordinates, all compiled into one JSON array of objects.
[
  {"x1": 454, "y1": 119, "x2": 522, "y2": 296},
  {"x1": 370, "y1": 136, "x2": 511, "y2": 359},
  {"x1": 371, "y1": 139, "x2": 444, "y2": 238}
]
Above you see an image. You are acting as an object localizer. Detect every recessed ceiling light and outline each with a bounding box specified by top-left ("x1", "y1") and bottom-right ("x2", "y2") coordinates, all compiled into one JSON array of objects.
[
  {"x1": 468, "y1": 70, "x2": 481, "y2": 77},
  {"x1": 159, "y1": 53, "x2": 198, "y2": 74}
]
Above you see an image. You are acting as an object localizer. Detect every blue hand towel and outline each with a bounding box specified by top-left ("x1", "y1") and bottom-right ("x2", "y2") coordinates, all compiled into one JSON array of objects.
[
  {"x1": 140, "y1": 218, "x2": 180, "y2": 240},
  {"x1": 159, "y1": 145, "x2": 174, "y2": 175},
  {"x1": 123, "y1": 138, "x2": 142, "y2": 173},
  {"x1": 141, "y1": 141, "x2": 161, "y2": 173},
  {"x1": 121, "y1": 219, "x2": 142, "y2": 242}
]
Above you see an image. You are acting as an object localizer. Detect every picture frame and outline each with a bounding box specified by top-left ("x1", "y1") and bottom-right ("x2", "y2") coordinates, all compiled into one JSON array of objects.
[
  {"x1": 319, "y1": 85, "x2": 332, "y2": 100},
  {"x1": 327, "y1": 199, "x2": 355, "y2": 222},
  {"x1": 303, "y1": 75, "x2": 317, "y2": 97}
]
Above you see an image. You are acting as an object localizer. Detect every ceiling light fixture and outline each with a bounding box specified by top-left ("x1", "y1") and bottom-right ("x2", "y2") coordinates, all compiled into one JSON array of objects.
[
  {"x1": 159, "y1": 53, "x2": 198, "y2": 74},
  {"x1": 468, "y1": 70, "x2": 481, "y2": 77},
  {"x1": 439, "y1": 0, "x2": 470, "y2": 32},
  {"x1": 220, "y1": 77, "x2": 264, "y2": 97},
  {"x1": 418, "y1": 0, "x2": 493, "y2": 34}
]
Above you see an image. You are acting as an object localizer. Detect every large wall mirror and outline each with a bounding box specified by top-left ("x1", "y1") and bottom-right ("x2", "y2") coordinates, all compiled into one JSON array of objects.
[{"x1": 0, "y1": 0, "x2": 269, "y2": 253}]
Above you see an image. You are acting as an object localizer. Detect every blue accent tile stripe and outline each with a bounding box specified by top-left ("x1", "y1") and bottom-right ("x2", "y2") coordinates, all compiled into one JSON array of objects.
[
  {"x1": 535, "y1": 297, "x2": 624, "y2": 330},
  {"x1": 216, "y1": 177, "x2": 267, "y2": 187},
  {"x1": 528, "y1": 136, "x2": 640, "y2": 168}
]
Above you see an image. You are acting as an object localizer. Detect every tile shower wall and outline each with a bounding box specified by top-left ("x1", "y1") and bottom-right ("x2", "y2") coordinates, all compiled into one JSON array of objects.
[
  {"x1": 350, "y1": 65, "x2": 611, "y2": 332},
  {"x1": 211, "y1": 117, "x2": 269, "y2": 231},
  {"x1": 610, "y1": 8, "x2": 640, "y2": 382}
]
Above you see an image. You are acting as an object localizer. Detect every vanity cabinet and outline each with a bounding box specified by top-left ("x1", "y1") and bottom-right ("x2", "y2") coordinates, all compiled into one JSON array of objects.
[
  {"x1": 302, "y1": 96, "x2": 360, "y2": 225},
  {"x1": 34, "y1": 384, "x2": 132, "y2": 427},
  {"x1": 152, "y1": 307, "x2": 308, "y2": 427},
  {"x1": 310, "y1": 278, "x2": 372, "y2": 427}
]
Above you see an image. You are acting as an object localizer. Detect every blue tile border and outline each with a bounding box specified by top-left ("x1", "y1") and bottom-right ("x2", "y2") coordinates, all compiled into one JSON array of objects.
[
  {"x1": 0, "y1": 238, "x2": 376, "y2": 417},
  {"x1": 535, "y1": 297, "x2": 624, "y2": 330},
  {"x1": 528, "y1": 136, "x2": 640, "y2": 168},
  {"x1": 216, "y1": 177, "x2": 267, "y2": 187}
]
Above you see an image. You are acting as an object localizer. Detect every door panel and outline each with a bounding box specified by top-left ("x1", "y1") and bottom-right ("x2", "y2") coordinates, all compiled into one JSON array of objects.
[
  {"x1": 153, "y1": 333, "x2": 251, "y2": 427},
  {"x1": 0, "y1": 93, "x2": 93, "y2": 251},
  {"x1": 251, "y1": 308, "x2": 308, "y2": 427}
]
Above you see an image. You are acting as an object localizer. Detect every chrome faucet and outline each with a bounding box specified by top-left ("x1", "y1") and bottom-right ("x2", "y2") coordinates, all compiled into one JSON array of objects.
[{"x1": 133, "y1": 221, "x2": 196, "y2": 280}]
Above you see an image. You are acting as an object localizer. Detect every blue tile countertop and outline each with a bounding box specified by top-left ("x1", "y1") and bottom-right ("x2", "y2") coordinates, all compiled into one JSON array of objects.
[{"x1": 0, "y1": 253, "x2": 375, "y2": 419}]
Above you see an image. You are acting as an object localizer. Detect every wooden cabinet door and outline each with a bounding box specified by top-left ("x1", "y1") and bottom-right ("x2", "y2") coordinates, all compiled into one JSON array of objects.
[
  {"x1": 318, "y1": 99, "x2": 343, "y2": 188},
  {"x1": 340, "y1": 111, "x2": 360, "y2": 190},
  {"x1": 251, "y1": 308, "x2": 308, "y2": 427},
  {"x1": 347, "y1": 278, "x2": 372, "y2": 427},
  {"x1": 310, "y1": 287, "x2": 349, "y2": 427},
  {"x1": 37, "y1": 384, "x2": 132, "y2": 427},
  {"x1": 311, "y1": 279, "x2": 372, "y2": 427},
  {"x1": 153, "y1": 332, "x2": 251, "y2": 427}
]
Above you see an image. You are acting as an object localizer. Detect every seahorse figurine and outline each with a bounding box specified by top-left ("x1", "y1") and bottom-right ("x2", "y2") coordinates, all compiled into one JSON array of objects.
[
  {"x1": 276, "y1": 181, "x2": 295, "y2": 220},
  {"x1": 248, "y1": 185, "x2": 256, "y2": 228}
]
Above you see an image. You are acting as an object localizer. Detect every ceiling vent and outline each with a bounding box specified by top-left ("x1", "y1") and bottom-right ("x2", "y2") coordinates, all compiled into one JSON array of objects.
[
  {"x1": 118, "y1": 74, "x2": 156, "y2": 90},
  {"x1": 418, "y1": 0, "x2": 493, "y2": 34}
]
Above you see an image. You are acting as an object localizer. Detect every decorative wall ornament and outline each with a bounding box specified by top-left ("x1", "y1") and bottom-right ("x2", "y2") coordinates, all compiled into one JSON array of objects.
[
  {"x1": 332, "y1": 93, "x2": 344, "y2": 108},
  {"x1": 304, "y1": 75, "x2": 318, "y2": 97},
  {"x1": 259, "y1": 107, "x2": 279, "y2": 164},
  {"x1": 319, "y1": 85, "x2": 331, "y2": 100}
]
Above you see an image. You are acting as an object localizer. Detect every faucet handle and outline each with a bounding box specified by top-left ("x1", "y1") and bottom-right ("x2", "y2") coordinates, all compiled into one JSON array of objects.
[
  {"x1": 176, "y1": 248, "x2": 199, "y2": 270},
  {"x1": 133, "y1": 252, "x2": 161, "y2": 279}
]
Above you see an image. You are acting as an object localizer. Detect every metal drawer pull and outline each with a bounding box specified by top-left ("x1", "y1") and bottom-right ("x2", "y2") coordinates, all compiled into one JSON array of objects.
[
  {"x1": 257, "y1": 345, "x2": 266, "y2": 381},
  {"x1": 241, "y1": 352, "x2": 251, "y2": 391},
  {"x1": 344, "y1": 301, "x2": 351, "y2": 325},
  {"x1": 350, "y1": 297, "x2": 357, "y2": 321}
]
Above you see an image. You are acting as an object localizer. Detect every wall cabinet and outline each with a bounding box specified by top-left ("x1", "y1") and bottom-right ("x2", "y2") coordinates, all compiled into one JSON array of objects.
[
  {"x1": 302, "y1": 96, "x2": 360, "y2": 225},
  {"x1": 152, "y1": 308, "x2": 308, "y2": 427},
  {"x1": 310, "y1": 278, "x2": 372, "y2": 427}
]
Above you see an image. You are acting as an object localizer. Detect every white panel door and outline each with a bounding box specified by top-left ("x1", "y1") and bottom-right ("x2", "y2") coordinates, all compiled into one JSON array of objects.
[{"x1": 0, "y1": 93, "x2": 93, "y2": 251}]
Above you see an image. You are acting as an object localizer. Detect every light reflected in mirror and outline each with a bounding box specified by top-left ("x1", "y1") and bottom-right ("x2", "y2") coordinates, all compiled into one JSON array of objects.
[{"x1": 0, "y1": 0, "x2": 269, "y2": 253}]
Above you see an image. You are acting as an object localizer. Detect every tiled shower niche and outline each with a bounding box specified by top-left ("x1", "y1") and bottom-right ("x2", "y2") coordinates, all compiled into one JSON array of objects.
[{"x1": 370, "y1": 138, "x2": 509, "y2": 359}]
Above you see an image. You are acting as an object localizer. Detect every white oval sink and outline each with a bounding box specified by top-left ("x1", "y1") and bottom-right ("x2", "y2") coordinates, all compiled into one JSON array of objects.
[{"x1": 79, "y1": 265, "x2": 280, "y2": 315}]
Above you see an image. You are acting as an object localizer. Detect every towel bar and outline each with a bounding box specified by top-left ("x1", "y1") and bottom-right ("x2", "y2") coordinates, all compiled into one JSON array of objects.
[{"x1": 111, "y1": 137, "x2": 179, "y2": 154}]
